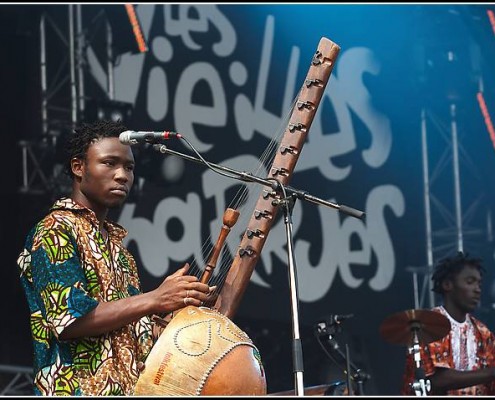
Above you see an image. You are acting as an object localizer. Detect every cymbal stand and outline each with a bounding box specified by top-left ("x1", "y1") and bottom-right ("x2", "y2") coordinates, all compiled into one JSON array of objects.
[{"x1": 409, "y1": 321, "x2": 430, "y2": 396}]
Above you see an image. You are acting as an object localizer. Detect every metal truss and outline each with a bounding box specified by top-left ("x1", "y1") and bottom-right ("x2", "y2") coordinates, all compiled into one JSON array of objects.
[
  {"x1": 20, "y1": 5, "x2": 115, "y2": 197},
  {"x1": 410, "y1": 101, "x2": 489, "y2": 309},
  {"x1": 406, "y1": 5, "x2": 491, "y2": 309},
  {"x1": 0, "y1": 364, "x2": 34, "y2": 395}
]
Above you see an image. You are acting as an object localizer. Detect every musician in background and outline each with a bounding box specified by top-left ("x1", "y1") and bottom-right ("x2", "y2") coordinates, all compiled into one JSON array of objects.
[
  {"x1": 401, "y1": 251, "x2": 495, "y2": 395},
  {"x1": 17, "y1": 120, "x2": 215, "y2": 396}
]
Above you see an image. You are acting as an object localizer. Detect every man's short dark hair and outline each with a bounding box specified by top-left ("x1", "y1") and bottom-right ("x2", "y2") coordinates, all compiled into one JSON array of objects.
[
  {"x1": 64, "y1": 120, "x2": 127, "y2": 179},
  {"x1": 431, "y1": 251, "x2": 485, "y2": 294}
]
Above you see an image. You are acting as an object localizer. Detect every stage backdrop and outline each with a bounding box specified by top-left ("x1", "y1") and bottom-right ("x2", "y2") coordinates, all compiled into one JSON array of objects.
[{"x1": 4, "y1": 4, "x2": 495, "y2": 395}]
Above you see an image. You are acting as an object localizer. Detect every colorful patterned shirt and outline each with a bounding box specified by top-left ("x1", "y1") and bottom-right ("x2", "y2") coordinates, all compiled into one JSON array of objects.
[
  {"x1": 401, "y1": 306, "x2": 495, "y2": 396},
  {"x1": 17, "y1": 197, "x2": 154, "y2": 396}
]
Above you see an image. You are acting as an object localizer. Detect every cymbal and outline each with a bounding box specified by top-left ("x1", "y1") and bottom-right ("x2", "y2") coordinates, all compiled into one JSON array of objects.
[{"x1": 379, "y1": 309, "x2": 451, "y2": 346}]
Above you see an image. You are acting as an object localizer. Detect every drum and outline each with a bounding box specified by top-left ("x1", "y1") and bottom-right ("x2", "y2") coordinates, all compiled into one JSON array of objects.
[{"x1": 134, "y1": 306, "x2": 267, "y2": 396}]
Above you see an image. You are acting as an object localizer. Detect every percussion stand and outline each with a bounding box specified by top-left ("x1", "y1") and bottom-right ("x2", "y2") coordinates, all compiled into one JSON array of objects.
[{"x1": 409, "y1": 321, "x2": 431, "y2": 396}]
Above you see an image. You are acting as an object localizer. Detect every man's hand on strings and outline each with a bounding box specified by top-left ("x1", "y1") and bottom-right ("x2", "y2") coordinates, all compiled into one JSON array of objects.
[{"x1": 151, "y1": 263, "x2": 216, "y2": 314}]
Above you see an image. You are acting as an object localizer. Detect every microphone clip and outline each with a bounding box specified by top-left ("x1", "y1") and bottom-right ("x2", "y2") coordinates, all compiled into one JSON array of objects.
[{"x1": 152, "y1": 144, "x2": 168, "y2": 154}]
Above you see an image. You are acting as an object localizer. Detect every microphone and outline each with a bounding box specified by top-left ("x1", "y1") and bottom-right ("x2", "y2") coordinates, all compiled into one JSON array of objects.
[
  {"x1": 315, "y1": 313, "x2": 355, "y2": 336},
  {"x1": 119, "y1": 130, "x2": 182, "y2": 145},
  {"x1": 329, "y1": 313, "x2": 354, "y2": 324}
]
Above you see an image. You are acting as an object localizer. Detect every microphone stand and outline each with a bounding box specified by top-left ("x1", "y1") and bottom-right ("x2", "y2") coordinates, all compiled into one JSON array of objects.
[
  {"x1": 273, "y1": 191, "x2": 305, "y2": 395},
  {"x1": 152, "y1": 144, "x2": 365, "y2": 219},
  {"x1": 345, "y1": 344, "x2": 354, "y2": 396},
  {"x1": 151, "y1": 142, "x2": 365, "y2": 396},
  {"x1": 315, "y1": 320, "x2": 370, "y2": 395}
]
